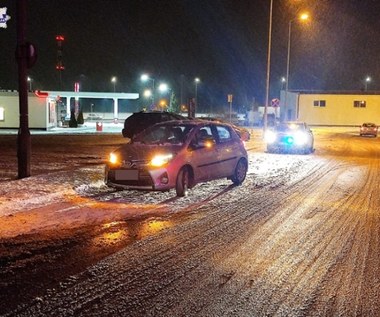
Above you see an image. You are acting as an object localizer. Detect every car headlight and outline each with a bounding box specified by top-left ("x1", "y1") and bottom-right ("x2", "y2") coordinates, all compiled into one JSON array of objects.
[
  {"x1": 264, "y1": 130, "x2": 277, "y2": 144},
  {"x1": 293, "y1": 131, "x2": 308, "y2": 145},
  {"x1": 109, "y1": 152, "x2": 119, "y2": 165},
  {"x1": 150, "y1": 153, "x2": 174, "y2": 167}
]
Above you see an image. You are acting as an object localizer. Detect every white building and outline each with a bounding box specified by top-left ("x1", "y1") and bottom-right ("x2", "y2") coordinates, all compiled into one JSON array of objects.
[{"x1": 0, "y1": 90, "x2": 139, "y2": 130}]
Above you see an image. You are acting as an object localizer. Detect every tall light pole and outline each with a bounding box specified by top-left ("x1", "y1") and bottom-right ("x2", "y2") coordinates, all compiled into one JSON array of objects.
[
  {"x1": 180, "y1": 74, "x2": 185, "y2": 106},
  {"x1": 365, "y1": 76, "x2": 371, "y2": 91},
  {"x1": 263, "y1": 0, "x2": 273, "y2": 131},
  {"x1": 158, "y1": 83, "x2": 169, "y2": 111},
  {"x1": 141, "y1": 74, "x2": 155, "y2": 106},
  {"x1": 195, "y1": 77, "x2": 200, "y2": 106},
  {"x1": 27, "y1": 76, "x2": 32, "y2": 91},
  {"x1": 281, "y1": 77, "x2": 286, "y2": 90},
  {"x1": 111, "y1": 76, "x2": 117, "y2": 92},
  {"x1": 284, "y1": 12, "x2": 309, "y2": 121}
]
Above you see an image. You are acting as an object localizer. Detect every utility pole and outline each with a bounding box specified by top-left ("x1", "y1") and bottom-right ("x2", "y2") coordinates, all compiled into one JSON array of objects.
[
  {"x1": 16, "y1": 0, "x2": 36, "y2": 178},
  {"x1": 264, "y1": 0, "x2": 273, "y2": 131}
]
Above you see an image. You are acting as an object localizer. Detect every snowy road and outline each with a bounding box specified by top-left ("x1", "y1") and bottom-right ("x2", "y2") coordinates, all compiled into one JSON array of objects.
[{"x1": 1, "y1": 128, "x2": 380, "y2": 316}]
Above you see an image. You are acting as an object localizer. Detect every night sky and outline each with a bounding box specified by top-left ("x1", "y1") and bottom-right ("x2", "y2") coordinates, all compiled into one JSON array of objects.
[{"x1": 1, "y1": 0, "x2": 380, "y2": 111}]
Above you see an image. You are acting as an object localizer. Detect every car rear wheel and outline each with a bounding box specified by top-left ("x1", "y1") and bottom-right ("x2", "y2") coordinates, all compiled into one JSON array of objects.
[
  {"x1": 176, "y1": 167, "x2": 189, "y2": 197},
  {"x1": 231, "y1": 158, "x2": 248, "y2": 185}
]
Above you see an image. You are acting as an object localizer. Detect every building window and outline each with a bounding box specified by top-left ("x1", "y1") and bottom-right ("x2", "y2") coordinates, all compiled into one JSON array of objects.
[
  {"x1": 313, "y1": 100, "x2": 326, "y2": 107},
  {"x1": 354, "y1": 100, "x2": 366, "y2": 108},
  {"x1": 0, "y1": 107, "x2": 4, "y2": 121}
]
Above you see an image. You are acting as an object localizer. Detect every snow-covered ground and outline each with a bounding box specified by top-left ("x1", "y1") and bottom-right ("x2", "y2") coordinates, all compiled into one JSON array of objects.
[{"x1": 2, "y1": 127, "x2": 380, "y2": 316}]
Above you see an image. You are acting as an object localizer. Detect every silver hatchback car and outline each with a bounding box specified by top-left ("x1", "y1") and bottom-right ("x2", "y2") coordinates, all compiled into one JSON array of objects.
[{"x1": 105, "y1": 120, "x2": 248, "y2": 196}]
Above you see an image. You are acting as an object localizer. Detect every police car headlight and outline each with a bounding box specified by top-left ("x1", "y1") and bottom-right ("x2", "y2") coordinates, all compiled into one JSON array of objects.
[
  {"x1": 294, "y1": 131, "x2": 308, "y2": 145},
  {"x1": 264, "y1": 130, "x2": 277, "y2": 144}
]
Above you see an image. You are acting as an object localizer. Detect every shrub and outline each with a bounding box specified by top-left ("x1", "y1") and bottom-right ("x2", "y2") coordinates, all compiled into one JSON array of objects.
[{"x1": 69, "y1": 111, "x2": 78, "y2": 128}]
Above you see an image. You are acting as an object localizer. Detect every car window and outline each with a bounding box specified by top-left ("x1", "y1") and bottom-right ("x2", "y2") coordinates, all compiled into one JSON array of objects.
[
  {"x1": 216, "y1": 125, "x2": 232, "y2": 142},
  {"x1": 135, "y1": 124, "x2": 192, "y2": 145},
  {"x1": 277, "y1": 122, "x2": 303, "y2": 131},
  {"x1": 195, "y1": 126, "x2": 213, "y2": 142}
]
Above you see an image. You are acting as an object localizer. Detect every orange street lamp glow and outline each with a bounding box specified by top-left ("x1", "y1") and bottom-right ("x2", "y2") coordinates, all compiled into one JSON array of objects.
[{"x1": 300, "y1": 13, "x2": 309, "y2": 21}]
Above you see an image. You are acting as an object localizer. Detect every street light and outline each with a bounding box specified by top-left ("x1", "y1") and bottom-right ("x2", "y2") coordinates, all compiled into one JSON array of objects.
[
  {"x1": 194, "y1": 77, "x2": 200, "y2": 116},
  {"x1": 281, "y1": 77, "x2": 286, "y2": 90},
  {"x1": 143, "y1": 89, "x2": 152, "y2": 98},
  {"x1": 141, "y1": 74, "x2": 155, "y2": 105},
  {"x1": 365, "y1": 76, "x2": 371, "y2": 91},
  {"x1": 27, "y1": 76, "x2": 32, "y2": 91},
  {"x1": 158, "y1": 83, "x2": 169, "y2": 93},
  {"x1": 111, "y1": 76, "x2": 117, "y2": 92},
  {"x1": 284, "y1": 12, "x2": 310, "y2": 121}
]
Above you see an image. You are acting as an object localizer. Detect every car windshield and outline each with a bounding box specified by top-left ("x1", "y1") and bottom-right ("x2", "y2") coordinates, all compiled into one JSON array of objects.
[
  {"x1": 363, "y1": 123, "x2": 376, "y2": 127},
  {"x1": 276, "y1": 122, "x2": 305, "y2": 132},
  {"x1": 133, "y1": 123, "x2": 194, "y2": 145}
]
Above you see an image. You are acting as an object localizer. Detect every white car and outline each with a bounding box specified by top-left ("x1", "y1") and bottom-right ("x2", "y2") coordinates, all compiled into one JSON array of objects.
[
  {"x1": 265, "y1": 121, "x2": 314, "y2": 154},
  {"x1": 360, "y1": 122, "x2": 378, "y2": 137}
]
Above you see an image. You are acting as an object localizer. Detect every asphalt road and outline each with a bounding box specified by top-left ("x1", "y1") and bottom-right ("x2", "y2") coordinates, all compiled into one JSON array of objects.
[{"x1": 0, "y1": 127, "x2": 380, "y2": 316}]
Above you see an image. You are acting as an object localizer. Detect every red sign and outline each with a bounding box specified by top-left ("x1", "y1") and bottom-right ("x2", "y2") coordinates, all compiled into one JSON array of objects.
[
  {"x1": 34, "y1": 90, "x2": 49, "y2": 98},
  {"x1": 271, "y1": 98, "x2": 280, "y2": 107}
]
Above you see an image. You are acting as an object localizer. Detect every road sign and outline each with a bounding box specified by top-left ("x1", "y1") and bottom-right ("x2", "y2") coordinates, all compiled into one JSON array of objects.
[{"x1": 271, "y1": 98, "x2": 280, "y2": 107}]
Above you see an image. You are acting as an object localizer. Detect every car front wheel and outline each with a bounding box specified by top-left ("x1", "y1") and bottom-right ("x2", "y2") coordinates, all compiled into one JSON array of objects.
[
  {"x1": 176, "y1": 167, "x2": 189, "y2": 197},
  {"x1": 231, "y1": 158, "x2": 248, "y2": 185}
]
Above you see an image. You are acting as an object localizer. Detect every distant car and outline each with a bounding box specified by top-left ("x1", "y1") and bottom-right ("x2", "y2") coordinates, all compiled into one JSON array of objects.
[
  {"x1": 196, "y1": 117, "x2": 251, "y2": 141},
  {"x1": 106, "y1": 120, "x2": 248, "y2": 197},
  {"x1": 122, "y1": 111, "x2": 189, "y2": 139},
  {"x1": 264, "y1": 121, "x2": 314, "y2": 154},
  {"x1": 360, "y1": 122, "x2": 378, "y2": 137},
  {"x1": 86, "y1": 113, "x2": 103, "y2": 120}
]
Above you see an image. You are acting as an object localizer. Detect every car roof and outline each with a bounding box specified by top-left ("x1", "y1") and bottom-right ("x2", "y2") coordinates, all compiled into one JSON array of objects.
[
  {"x1": 152, "y1": 119, "x2": 237, "y2": 128},
  {"x1": 131, "y1": 111, "x2": 188, "y2": 117}
]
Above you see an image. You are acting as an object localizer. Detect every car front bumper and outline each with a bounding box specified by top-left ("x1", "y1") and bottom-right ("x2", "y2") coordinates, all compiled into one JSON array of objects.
[{"x1": 105, "y1": 165, "x2": 175, "y2": 192}]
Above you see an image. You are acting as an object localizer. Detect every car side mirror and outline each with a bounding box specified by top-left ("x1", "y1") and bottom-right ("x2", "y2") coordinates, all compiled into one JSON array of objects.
[
  {"x1": 189, "y1": 136, "x2": 216, "y2": 150},
  {"x1": 198, "y1": 136, "x2": 216, "y2": 149}
]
